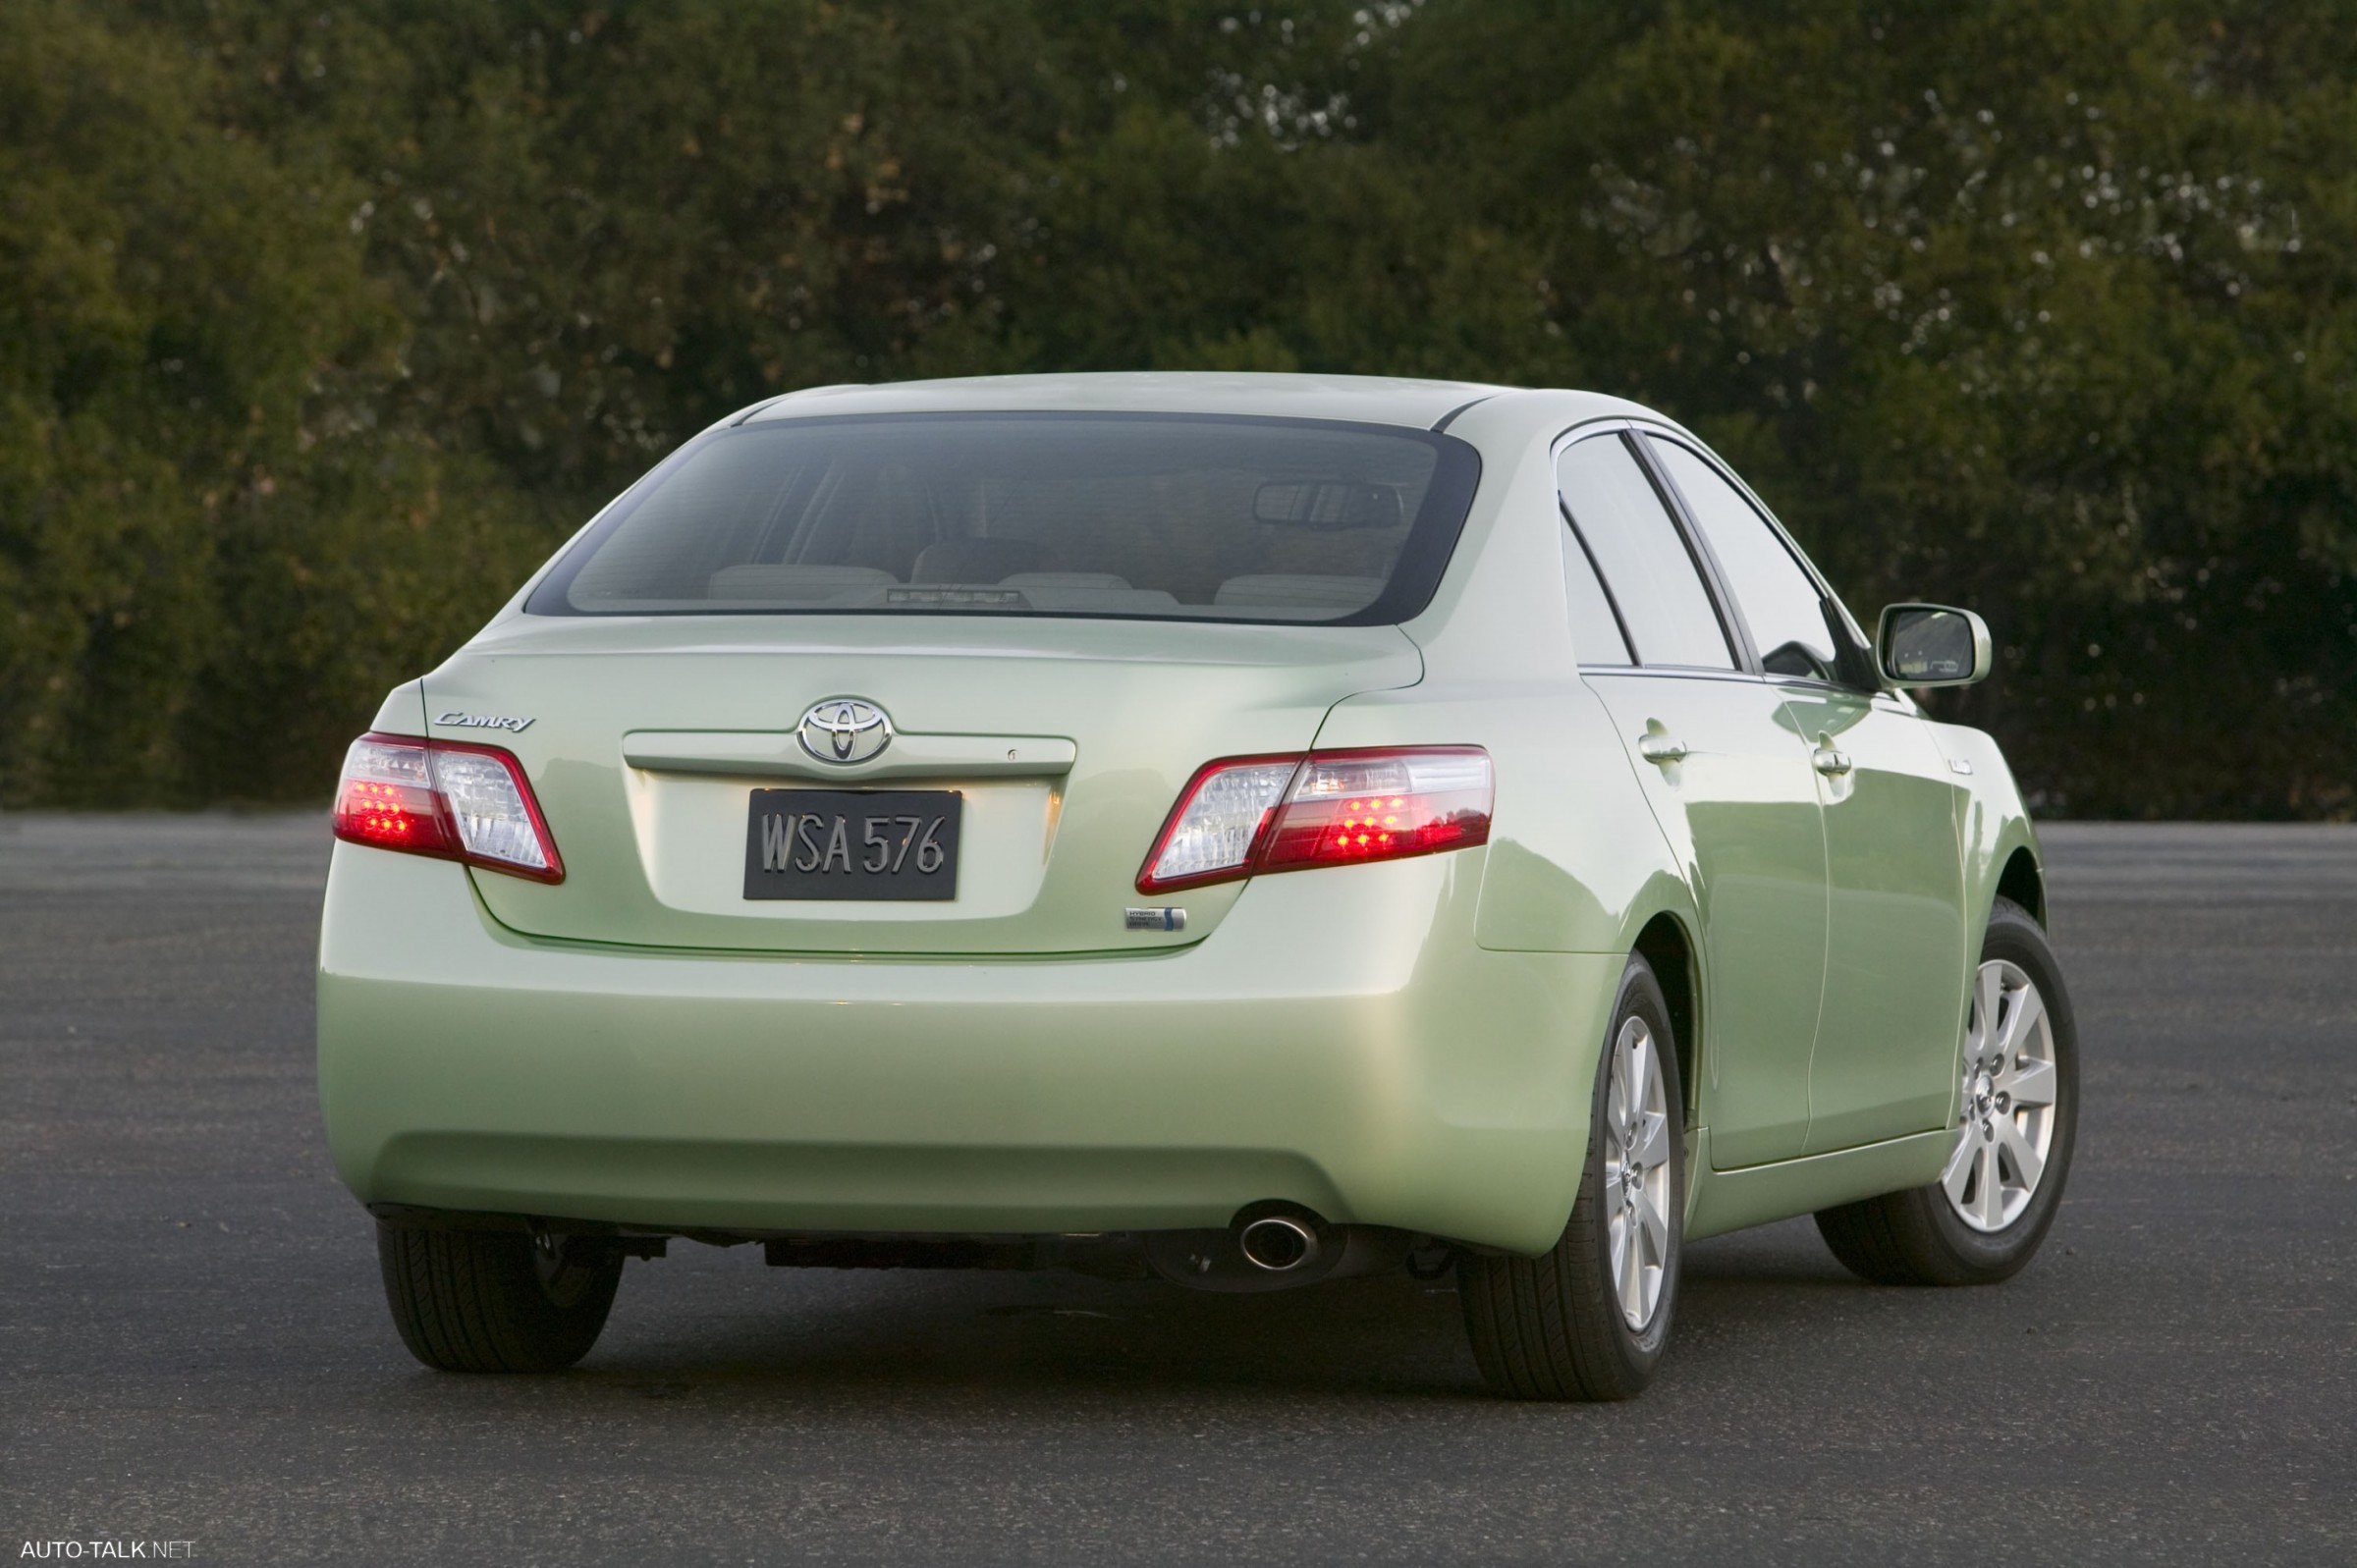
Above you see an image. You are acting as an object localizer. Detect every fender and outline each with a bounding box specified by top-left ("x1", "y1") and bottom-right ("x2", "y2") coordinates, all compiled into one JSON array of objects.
[{"x1": 1924, "y1": 718, "x2": 2046, "y2": 941}]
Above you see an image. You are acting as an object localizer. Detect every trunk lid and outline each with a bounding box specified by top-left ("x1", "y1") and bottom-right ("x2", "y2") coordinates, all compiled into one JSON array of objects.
[{"x1": 422, "y1": 615, "x2": 1421, "y2": 953}]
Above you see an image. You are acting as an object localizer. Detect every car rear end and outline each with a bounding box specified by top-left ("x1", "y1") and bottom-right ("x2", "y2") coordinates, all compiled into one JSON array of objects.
[{"x1": 317, "y1": 394, "x2": 1610, "y2": 1264}]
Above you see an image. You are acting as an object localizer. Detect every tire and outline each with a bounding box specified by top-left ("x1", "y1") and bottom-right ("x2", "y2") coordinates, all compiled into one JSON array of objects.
[
  {"x1": 376, "y1": 1221, "x2": 624, "y2": 1373},
  {"x1": 1816, "y1": 895, "x2": 2079, "y2": 1286},
  {"x1": 1459, "y1": 955, "x2": 1686, "y2": 1400}
]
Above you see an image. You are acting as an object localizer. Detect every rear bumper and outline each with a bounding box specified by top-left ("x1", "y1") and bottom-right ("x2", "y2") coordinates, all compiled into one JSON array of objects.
[{"x1": 316, "y1": 844, "x2": 1617, "y2": 1255}]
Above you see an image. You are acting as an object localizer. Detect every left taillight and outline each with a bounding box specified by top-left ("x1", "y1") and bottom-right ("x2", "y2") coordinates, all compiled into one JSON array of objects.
[{"x1": 332, "y1": 732, "x2": 564, "y2": 883}]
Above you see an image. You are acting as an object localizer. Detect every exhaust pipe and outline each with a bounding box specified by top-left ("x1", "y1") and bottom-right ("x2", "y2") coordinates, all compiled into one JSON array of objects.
[{"x1": 1236, "y1": 1215, "x2": 1320, "y2": 1272}]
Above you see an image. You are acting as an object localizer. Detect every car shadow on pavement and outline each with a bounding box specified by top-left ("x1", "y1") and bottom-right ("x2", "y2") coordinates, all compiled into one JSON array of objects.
[{"x1": 356, "y1": 1217, "x2": 1885, "y2": 1405}]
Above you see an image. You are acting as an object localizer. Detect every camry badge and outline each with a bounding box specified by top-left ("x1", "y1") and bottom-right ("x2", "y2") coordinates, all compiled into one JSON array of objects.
[
  {"x1": 435, "y1": 711, "x2": 534, "y2": 733},
  {"x1": 796, "y1": 697, "x2": 893, "y2": 765}
]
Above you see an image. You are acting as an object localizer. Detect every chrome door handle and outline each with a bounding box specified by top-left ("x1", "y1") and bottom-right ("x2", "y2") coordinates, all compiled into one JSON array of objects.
[
  {"x1": 1638, "y1": 734, "x2": 1689, "y2": 765},
  {"x1": 1812, "y1": 746, "x2": 1854, "y2": 777}
]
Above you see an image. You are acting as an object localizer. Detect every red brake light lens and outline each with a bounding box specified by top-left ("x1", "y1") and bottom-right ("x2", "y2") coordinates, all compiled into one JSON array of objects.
[
  {"x1": 1136, "y1": 746, "x2": 1491, "y2": 893},
  {"x1": 333, "y1": 738, "x2": 455, "y2": 857},
  {"x1": 333, "y1": 732, "x2": 564, "y2": 883},
  {"x1": 1259, "y1": 747, "x2": 1493, "y2": 871}
]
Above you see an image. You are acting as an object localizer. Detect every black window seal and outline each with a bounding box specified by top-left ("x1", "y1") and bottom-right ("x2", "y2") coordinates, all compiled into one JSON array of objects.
[
  {"x1": 1559, "y1": 498, "x2": 1638, "y2": 669},
  {"x1": 1430, "y1": 395, "x2": 1493, "y2": 433}
]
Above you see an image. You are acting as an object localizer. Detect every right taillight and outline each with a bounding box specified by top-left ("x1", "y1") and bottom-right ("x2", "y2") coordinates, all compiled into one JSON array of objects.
[
  {"x1": 1136, "y1": 746, "x2": 1492, "y2": 894},
  {"x1": 332, "y1": 732, "x2": 565, "y2": 883}
]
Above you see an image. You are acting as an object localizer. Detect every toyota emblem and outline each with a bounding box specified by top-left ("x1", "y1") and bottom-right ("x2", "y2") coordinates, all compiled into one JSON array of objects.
[{"x1": 796, "y1": 698, "x2": 894, "y2": 765}]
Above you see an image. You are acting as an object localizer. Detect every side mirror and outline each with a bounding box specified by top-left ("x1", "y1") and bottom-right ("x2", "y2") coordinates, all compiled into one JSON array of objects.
[
  {"x1": 1253, "y1": 480, "x2": 1403, "y2": 531},
  {"x1": 1876, "y1": 603, "x2": 1992, "y2": 687}
]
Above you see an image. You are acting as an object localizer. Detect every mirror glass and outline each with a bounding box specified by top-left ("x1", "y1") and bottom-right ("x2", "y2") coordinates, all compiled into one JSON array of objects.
[
  {"x1": 1883, "y1": 607, "x2": 1979, "y2": 681},
  {"x1": 1253, "y1": 480, "x2": 1403, "y2": 531}
]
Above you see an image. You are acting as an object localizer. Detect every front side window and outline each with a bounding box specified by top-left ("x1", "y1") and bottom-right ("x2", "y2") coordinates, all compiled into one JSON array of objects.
[
  {"x1": 1556, "y1": 434, "x2": 1736, "y2": 670},
  {"x1": 1648, "y1": 437, "x2": 1838, "y2": 681},
  {"x1": 527, "y1": 413, "x2": 1480, "y2": 624}
]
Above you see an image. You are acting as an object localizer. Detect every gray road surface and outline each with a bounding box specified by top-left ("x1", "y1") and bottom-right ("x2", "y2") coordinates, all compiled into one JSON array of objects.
[{"x1": 2, "y1": 815, "x2": 2351, "y2": 1564}]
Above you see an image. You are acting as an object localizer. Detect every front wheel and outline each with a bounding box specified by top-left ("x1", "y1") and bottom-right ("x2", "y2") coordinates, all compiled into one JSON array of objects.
[
  {"x1": 1816, "y1": 895, "x2": 2079, "y2": 1285},
  {"x1": 1459, "y1": 955, "x2": 1685, "y2": 1400}
]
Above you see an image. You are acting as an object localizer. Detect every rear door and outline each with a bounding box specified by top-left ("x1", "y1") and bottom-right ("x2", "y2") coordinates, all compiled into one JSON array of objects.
[
  {"x1": 1644, "y1": 434, "x2": 1969, "y2": 1153},
  {"x1": 1559, "y1": 429, "x2": 1826, "y2": 1169}
]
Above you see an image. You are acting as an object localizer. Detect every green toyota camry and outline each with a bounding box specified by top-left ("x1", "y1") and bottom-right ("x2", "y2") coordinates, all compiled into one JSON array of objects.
[{"x1": 320, "y1": 372, "x2": 2076, "y2": 1399}]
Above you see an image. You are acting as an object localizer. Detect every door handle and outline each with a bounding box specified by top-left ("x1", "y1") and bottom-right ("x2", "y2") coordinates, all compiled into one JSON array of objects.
[
  {"x1": 1638, "y1": 733, "x2": 1689, "y2": 765},
  {"x1": 1812, "y1": 746, "x2": 1854, "y2": 777}
]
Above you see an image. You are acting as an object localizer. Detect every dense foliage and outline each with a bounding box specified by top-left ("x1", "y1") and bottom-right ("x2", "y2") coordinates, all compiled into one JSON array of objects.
[{"x1": 4, "y1": 0, "x2": 2352, "y2": 813}]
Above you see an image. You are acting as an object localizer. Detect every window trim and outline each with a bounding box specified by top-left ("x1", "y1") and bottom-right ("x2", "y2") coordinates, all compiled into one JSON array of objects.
[
  {"x1": 1550, "y1": 421, "x2": 1745, "y2": 675},
  {"x1": 1634, "y1": 427, "x2": 1879, "y2": 696},
  {"x1": 1623, "y1": 430, "x2": 1764, "y2": 676}
]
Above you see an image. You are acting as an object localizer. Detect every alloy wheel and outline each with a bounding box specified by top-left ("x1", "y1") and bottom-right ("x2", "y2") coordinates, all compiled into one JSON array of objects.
[
  {"x1": 1943, "y1": 958, "x2": 2060, "y2": 1233},
  {"x1": 1601, "y1": 1015, "x2": 1672, "y2": 1328}
]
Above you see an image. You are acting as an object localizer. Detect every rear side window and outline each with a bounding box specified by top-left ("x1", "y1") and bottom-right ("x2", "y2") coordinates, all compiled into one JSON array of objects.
[
  {"x1": 1560, "y1": 519, "x2": 1633, "y2": 665},
  {"x1": 528, "y1": 413, "x2": 1480, "y2": 624},
  {"x1": 1648, "y1": 437, "x2": 1837, "y2": 680},
  {"x1": 1556, "y1": 435, "x2": 1735, "y2": 670}
]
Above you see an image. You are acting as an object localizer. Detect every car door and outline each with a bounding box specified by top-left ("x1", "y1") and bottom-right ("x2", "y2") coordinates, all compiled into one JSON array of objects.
[
  {"x1": 1643, "y1": 434, "x2": 1970, "y2": 1154},
  {"x1": 1558, "y1": 428, "x2": 1825, "y2": 1169}
]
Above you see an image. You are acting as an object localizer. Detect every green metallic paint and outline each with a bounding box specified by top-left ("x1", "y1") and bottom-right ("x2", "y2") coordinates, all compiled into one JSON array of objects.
[
  {"x1": 1776, "y1": 686, "x2": 1972, "y2": 1155},
  {"x1": 319, "y1": 842, "x2": 1618, "y2": 1253},
  {"x1": 1582, "y1": 671, "x2": 1827, "y2": 1169},
  {"x1": 1684, "y1": 1126, "x2": 1949, "y2": 1242},
  {"x1": 1928, "y1": 717, "x2": 2045, "y2": 946},
  {"x1": 318, "y1": 375, "x2": 2054, "y2": 1262},
  {"x1": 423, "y1": 617, "x2": 1419, "y2": 955},
  {"x1": 1320, "y1": 681, "x2": 1670, "y2": 957}
]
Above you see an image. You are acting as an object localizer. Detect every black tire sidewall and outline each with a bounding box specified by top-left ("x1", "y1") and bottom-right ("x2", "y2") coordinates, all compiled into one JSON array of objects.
[{"x1": 377, "y1": 1222, "x2": 624, "y2": 1373}]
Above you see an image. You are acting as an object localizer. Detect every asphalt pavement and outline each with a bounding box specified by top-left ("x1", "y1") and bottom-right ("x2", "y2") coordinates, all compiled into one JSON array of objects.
[{"x1": 2, "y1": 815, "x2": 2351, "y2": 1565}]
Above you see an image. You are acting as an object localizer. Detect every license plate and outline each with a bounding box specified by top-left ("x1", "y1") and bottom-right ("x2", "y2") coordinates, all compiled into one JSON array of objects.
[{"x1": 743, "y1": 789, "x2": 961, "y2": 901}]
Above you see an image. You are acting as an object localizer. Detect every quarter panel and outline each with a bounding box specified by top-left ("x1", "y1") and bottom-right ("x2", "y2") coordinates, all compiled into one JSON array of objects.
[
  {"x1": 366, "y1": 679, "x2": 427, "y2": 734},
  {"x1": 1315, "y1": 683, "x2": 1669, "y2": 956}
]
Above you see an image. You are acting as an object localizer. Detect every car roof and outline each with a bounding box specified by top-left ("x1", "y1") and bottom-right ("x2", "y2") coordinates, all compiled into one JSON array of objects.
[{"x1": 737, "y1": 371, "x2": 1512, "y2": 431}]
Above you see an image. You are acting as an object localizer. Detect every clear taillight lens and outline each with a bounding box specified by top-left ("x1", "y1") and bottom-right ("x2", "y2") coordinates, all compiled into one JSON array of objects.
[
  {"x1": 1135, "y1": 746, "x2": 1491, "y2": 894},
  {"x1": 333, "y1": 732, "x2": 564, "y2": 883},
  {"x1": 1137, "y1": 756, "x2": 1301, "y2": 892}
]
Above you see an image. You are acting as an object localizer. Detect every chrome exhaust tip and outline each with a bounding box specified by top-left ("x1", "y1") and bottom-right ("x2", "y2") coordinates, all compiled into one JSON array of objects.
[{"x1": 1237, "y1": 1215, "x2": 1320, "y2": 1272}]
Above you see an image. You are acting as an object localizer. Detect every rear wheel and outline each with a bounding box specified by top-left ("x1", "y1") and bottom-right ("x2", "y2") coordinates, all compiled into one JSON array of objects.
[
  {"x1": 1459, "y1": 955, "x2": 1685, "y2": 1400},
  {"x1": 1816, "y1": 895, "x2": 2078, "y2": 1285},
  {"x1": 376, "y1": 1222, "x2": 624, "y2": 1372}
]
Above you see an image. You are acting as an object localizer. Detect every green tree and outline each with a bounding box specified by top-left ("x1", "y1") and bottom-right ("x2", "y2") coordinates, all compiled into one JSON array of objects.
[{"x1": 2, "y1": 0, "x2": 2352, "y2": 814}]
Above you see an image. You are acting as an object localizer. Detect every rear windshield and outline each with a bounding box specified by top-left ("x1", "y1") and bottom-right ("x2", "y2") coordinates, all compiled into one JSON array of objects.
[{"x1": 525, "y1": 412, "x2": 1480, "y2": 623}]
